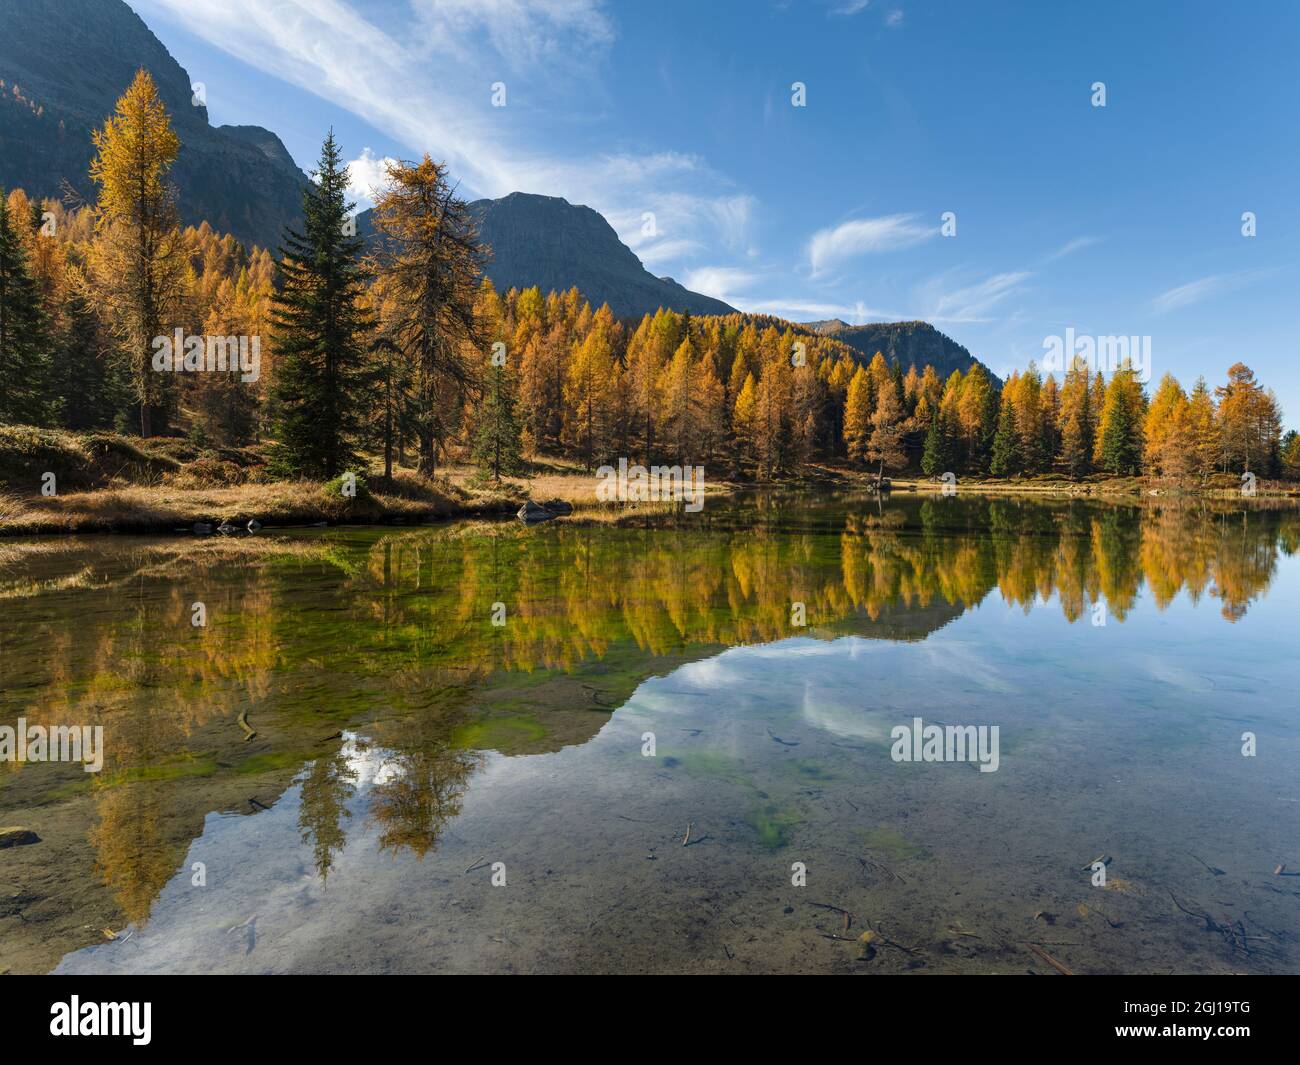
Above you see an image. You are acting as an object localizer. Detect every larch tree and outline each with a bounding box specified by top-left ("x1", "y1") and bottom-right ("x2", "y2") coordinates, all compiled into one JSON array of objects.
[
  {"x1": 371, "y1": 154, "x2": 486, "y2": 477},
  {"x1": 1186, "y1": 376, "x2": 1219, "y2": 478},
  {"x1": 866, "y1": 374, "x2": 908, "y2": 479},
  {"x1": 657, "y1": 335, "x2": 698, "y2": 461},
  {"x1": 564, "y1": 305, "x2": 618, "y2": 468},
  {"x1": 1013, "y1": 364, "x2": 1045, "y2": 472},
  {"x1": 732, "y1": 371, "x2": 758, "y2": 472},
  {"x1": 1215, "y1": 362, "x2": 1281, "y2": 474},
  {"x1": 88, "y1": 68, "x2": 187, "y2": 437},
  {"x1": 1145, "y1": 373, "x2": 1189, "y2": 478},
  {"x1": 1058, "y1": 359, "x2": 1094, "y2": 478},
  {"x1": 843, "y1": 365, "x2": 872, "y2": 464}
]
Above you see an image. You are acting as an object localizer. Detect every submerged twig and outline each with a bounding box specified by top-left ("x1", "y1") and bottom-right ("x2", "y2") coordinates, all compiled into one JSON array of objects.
[
  {"x1": 1189, "y1": 853, "x2": 1226, "y2": 876},
  {"x1": 1026, "y1": 942, "x2": 1074, "y2": 975},
  {"x1": 1168, "y1": 888, "x2": 1218, "y2": 931}
]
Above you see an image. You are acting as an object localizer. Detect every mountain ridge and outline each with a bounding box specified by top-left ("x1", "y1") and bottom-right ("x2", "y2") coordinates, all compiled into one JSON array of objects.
[
  {"x1": 1, "y1": 0, "x2": 995, "y2": 378},
  {"x1": 802, "y1": 319, "x2": 997, "y2": 384},
  {"x1": 0, "y1": 0, "x2": 307, "y2": 250},
  {"x1": 357, "y1": 191, "x2": 739, "y2": 319}
]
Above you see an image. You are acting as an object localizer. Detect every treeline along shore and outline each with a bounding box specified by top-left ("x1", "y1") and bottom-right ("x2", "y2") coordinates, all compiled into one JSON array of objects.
[{"x1": 1, "y1": 70, "x2": 1297, "y2": 535}]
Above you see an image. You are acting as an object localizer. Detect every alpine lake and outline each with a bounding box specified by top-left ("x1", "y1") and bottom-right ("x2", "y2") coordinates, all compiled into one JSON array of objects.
[{"x1": 2, "y1": 490, "x2": 1298, "y2": 974}]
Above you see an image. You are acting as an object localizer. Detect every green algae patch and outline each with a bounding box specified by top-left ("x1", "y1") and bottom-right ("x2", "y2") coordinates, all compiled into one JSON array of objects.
[
  {"x1": 452, "y1": 715, "x2": 548, "y2": 754},
  {"x1": 106, "y1": 755, "x2": 219, "y2": 785},
  {"x1": 856, "y1": 825, "x2": 929, "y2": 861},
  {"x1": 747, "y1": 803, "x2": 802, "y2": 850},
  {"x1": 788, "y1": 758, "x2": 836, "y2": 782},
  {"x1": 663, "y1": 750, "x2": 748, "y2": 787},
  {"x1": 236, "y1": 751, "x2": 315, "y2": 775}
]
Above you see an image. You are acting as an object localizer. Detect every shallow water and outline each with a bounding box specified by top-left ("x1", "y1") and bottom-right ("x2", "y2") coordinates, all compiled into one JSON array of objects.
[{"x1": 2, "y1": 493, "x2": 1299, "y2": 974}]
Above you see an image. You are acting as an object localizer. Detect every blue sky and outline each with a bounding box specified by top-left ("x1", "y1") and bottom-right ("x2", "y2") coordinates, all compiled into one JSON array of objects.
[{"x1": 129, "y1": 0, "x2": 1300, "y2": 422}]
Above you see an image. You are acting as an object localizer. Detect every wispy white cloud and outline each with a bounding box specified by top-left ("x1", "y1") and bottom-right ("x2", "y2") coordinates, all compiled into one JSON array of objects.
[
  {"x1": 681, "y1": 266, "x2": 763, "y2": 302},
  {"x1": 637, "y1": 238, "x2": 704, "y2": 267},
  {"x1": 621, "y1": 192, "x2": 757, "y2": 265},
  {"x1": 807, "y1": 213, "x2": 935, "y2": 276},
  {"x1": 884, "y1": 8, "x2": 904, "y2": 27},
  {"x1": 1043, "y1": 235, "x2": 1101, "y2": 263},
  {"x1": 1150, "y1": 271, "x2": 1261, "y2": 314},
  {"x1": 134, "y1": 0, "x2": 755, "y2": 268},
  {"x1": 919, "y1": 270, "x2": 1031, "y2": 323},
  {"x1": 410, "y1": 0, "x2": 614, "y2": 70},
  {"x1": 829, "y1": 0, "x2": 871, "y2": 15},
  {"x1": 727, "y1": 296, "x2": 902, "y2": 323}
]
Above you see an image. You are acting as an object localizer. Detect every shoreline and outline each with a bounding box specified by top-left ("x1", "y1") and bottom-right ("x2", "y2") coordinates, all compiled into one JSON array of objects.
[{"x1": 2, "y1": 471, "x2": 1296, "y2": 537}]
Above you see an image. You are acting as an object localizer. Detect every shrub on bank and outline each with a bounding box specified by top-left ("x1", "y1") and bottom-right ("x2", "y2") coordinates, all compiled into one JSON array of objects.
[{"x1": 0, "y1": 425, "x2": 97, "y2": 492}]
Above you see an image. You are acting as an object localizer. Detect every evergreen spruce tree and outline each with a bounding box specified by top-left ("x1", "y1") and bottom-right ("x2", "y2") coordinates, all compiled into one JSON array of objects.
[
  {"x1": 54, "y1": 268, "x2": 118, "y2": 429},
  {"x1": 920, "y1": 407, "x2": 949, "y2": 476},
  {"x1": 0, "y1": 189, "x2": 52, "y2": 425},
  {"x1": 473, "y1": 360, "x2": 524, "y2": 480},
  {"x1": 269, "y1": 132, "x2": 374, "y2": 478},
  {"x1": 975, "y1": 381, "x2": 999, "y2": 473},
  {"x1": 1098, "y1": 386, "x2": 1142, "y2": 475},
  {"x1": 990, "y1": 396, "x2": 1022, "y2": 477}
]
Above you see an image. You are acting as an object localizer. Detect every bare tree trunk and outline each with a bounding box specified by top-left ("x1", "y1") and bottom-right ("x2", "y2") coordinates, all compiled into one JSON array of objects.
[{"x1": 384, "y1": 396, "x2": 393, "y2": 480}]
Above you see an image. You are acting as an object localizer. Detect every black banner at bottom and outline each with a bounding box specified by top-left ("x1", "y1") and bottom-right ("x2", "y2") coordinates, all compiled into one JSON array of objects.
[{"x1": 0, "y1": 973, "x2": 1288, "y2": 1051}]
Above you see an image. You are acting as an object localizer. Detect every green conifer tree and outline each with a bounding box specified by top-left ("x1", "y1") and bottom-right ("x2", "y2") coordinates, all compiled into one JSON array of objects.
[
  {"x1": 0, "y1": 189, "x2": 52, "y2": 424},
  {"x1": 920, "y1": 407, "x2": 951, "y2": 477},
  {"x1": 269, "y1": 132, "x2": 374, "y2": 478},
  {"x1": 990, "y1": 396, "x2": 1022, "y2": 477},
  {"x1": 473, "y1": 361, "x2": 524, "y2": 480},
  {"x1": 1099, "y1": 385, "x2": 1142, "y2": 475}
]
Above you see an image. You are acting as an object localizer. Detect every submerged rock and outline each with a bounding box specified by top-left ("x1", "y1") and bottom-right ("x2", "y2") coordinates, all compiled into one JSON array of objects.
[
  {"x1": 517, "y1": 501, "x2": 556, "y2": 524},
  {"x1": 0, "y1": 827, "x2": 41, "y2": 848}
]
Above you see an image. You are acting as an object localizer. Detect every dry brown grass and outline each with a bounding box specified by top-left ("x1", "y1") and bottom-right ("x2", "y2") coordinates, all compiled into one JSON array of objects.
[
  {"x1": 444, "y1": 458, "x2": 738, "y2": 510},
  {"x1": 0, "y1": 479, "x2": 499, "y2": 536},
  {"x1": 0, "y1": 456, "x2": 726, "y2": 535}
]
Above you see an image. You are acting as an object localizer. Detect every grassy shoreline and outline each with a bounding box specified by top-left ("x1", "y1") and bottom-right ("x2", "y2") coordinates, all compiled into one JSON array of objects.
[
  {"x1": 5, "y1": 471, "x2": 1295, "y2": 537},
  {"x1": 2, "y1": 427, "x2": 1295, "y2": 536}
]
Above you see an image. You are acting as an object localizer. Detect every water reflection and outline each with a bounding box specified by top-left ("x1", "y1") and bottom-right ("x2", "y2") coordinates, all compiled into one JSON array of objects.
[{"x1": 1, "y1": 494, "x2": 1297, "y2": 972}]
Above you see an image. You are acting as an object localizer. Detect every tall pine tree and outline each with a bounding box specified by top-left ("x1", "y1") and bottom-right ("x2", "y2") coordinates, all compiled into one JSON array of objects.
[
  {"x1": 920, "y1": 406, "x2": 951, "y2": 476},
  {"x1": 990, "y1": 395, "x2": 1022, "y2": 477},
  {"x1": 269, "y1": 132, "x2": 374, "y2": 478},
  {"x1": 473, "y1": 358, "x2": 524, "y2": 480},
  {"x1": 0, "y1": 189, "x2": 51, "y2": 424}
]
